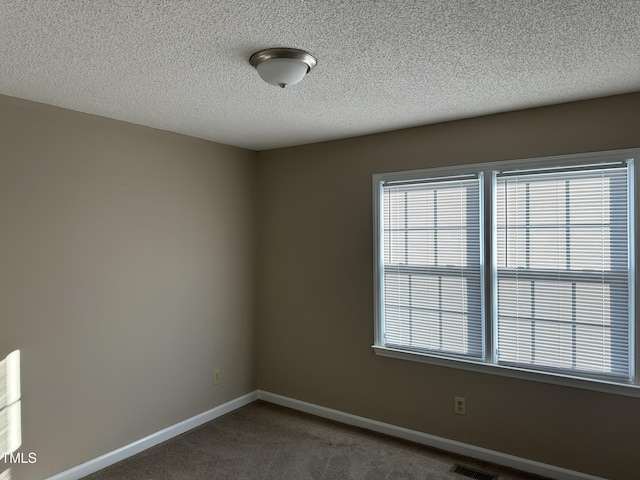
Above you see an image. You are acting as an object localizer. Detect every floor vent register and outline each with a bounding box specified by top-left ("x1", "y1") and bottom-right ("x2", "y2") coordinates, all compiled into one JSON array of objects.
[{"x1": 451, "y1": 464, "x2": 498, "y2": 480}]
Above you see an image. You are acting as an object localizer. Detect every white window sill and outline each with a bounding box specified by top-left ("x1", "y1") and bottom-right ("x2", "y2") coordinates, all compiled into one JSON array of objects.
[{"x1": 372, "y1": 345, "x2": 640, "y2": 398}]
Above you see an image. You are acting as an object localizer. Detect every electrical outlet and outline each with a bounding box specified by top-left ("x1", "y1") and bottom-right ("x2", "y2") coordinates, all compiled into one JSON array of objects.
[
  {"x1": 213, "y1": 370, "x2": 221, "y2": 386},
  {"x1": 454, "y1": 396, "x2": 466, "y2": 415}
]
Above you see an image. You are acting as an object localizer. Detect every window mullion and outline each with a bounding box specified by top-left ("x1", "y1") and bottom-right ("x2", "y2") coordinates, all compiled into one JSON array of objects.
[{"x1": 484, "y1": 170, "x2": 495, "y2": 364}]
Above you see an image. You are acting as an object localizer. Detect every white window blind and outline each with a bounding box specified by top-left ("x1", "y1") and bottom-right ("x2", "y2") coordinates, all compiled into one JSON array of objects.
[
  {"x1": 495, "y1": 165, "x2": 631, "y2": 379},
  {"x1": 382, "y1": 176, "x2": 483, "y2": 358}
]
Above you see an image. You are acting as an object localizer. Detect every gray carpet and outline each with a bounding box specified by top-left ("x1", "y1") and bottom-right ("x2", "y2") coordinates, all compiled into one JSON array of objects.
[{"x1": 81, "y1": 400, "x2": 546, "y2": 480}]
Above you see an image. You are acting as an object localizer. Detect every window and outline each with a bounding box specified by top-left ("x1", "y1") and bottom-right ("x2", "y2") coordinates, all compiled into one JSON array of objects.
[
  {"x1": 382, "y1": 175, "x2": 483, "y2": 358},
  {"x1": 373, "y1": 149, "x2": 638, "y2": 395}
]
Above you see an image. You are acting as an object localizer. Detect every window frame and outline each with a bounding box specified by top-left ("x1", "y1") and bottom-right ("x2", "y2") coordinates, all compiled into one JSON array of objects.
[
  {"x1": 372, "y1": 148, "x2": 639, "y2": 397},
  {"x1": 381, "y1": 174, "x2": 485, "y2": 359}
]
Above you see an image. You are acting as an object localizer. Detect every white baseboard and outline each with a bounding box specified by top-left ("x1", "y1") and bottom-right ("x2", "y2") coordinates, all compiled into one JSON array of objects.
[
  {"x1": 257, "y1": 390, "x2": 605, "y2": 480},
  {"x1": 47, "y1": 389, "x2": 605, "y2": 480},
  {"x1": 46, "y1": 391, "x2": 258, "y2": 480}
]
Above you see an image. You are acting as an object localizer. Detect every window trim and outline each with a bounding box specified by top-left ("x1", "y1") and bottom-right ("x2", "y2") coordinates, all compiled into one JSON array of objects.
[{"x1": 372, "y1": 148, "x2": 639, "y2": 398}]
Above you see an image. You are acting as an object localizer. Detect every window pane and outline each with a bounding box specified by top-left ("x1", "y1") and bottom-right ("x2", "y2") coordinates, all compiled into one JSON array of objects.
[
  {"x1": 570, "y1": 227, "x2": 610, "y2": 270},
  {"x1": 529, "y1": 228, "x2": 566, "y2": 269}
]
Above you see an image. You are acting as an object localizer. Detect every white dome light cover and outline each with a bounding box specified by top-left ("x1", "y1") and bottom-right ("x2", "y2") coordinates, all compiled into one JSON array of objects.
[{"x1": 250, "y1": 48, "x2": 317, "y2": 88}]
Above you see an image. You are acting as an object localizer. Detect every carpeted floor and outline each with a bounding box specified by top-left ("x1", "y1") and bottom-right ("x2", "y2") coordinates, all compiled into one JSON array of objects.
[{"x1": 81, "y1": 400, "x2": 546, "y2": 480}]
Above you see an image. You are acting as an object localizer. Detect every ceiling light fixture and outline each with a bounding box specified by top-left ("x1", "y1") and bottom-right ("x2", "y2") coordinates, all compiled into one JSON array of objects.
[{"x1": 249, "y1": 48, "x2": 317, "y2": 89}]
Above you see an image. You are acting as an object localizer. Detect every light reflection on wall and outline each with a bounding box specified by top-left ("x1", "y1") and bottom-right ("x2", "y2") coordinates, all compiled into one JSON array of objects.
[{"x1": 0, "y1": 350, "x2": 21, "y2": 480}]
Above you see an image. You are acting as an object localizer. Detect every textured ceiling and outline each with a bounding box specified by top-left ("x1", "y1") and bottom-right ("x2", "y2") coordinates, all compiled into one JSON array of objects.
[{"x1": 1, "y1": 1, "x2": 639, "y2": 151}]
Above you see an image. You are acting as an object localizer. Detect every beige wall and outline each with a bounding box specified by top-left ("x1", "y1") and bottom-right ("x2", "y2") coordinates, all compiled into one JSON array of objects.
[
  {"x1": 0, "y1": 95, "x2": 257, "y2": 479},
  {"x1": 256, "y1": 92, "x2": 640, "y2": 480},
  {"x1": 2, "y1": 91, "x2": 639, "y2": 480}
]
